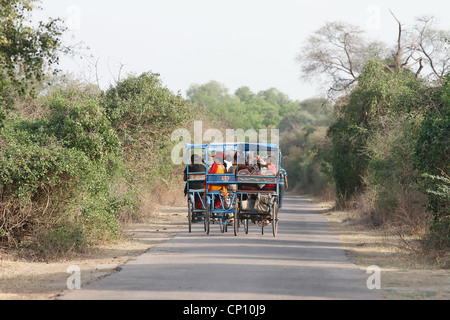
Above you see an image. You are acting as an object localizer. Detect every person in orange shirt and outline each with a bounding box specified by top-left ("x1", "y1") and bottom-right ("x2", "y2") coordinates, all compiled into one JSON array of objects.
[{"x1": 208, "y1": 152, "x2": 228, "y2": 208}]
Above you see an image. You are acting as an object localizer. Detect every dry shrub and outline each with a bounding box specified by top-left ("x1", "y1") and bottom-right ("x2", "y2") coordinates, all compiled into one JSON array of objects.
[
  {"x1": 12, "y1": 96, "x2": 47, "y2": 121},
  {"x1": 119, "y1": 169, "x2": 187, "y2": 224},
  {"x1": 356, "y1": 186, "x2": 429, "y2": 232},
  {"x1": 394, "y1": 188, "x2": 430, "y2": 234},
  {"x1": 0, "y1": 189, "x2": 86, "y2": 258},
  {"x1": 0, "y1": 198, "x2": 36, "y2": 249}
]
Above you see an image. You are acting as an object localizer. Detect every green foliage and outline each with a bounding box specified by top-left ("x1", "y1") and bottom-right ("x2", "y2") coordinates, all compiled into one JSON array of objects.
[
  {"x1": 0, "y1": 2, "x2": 198, "y2": 257},
  {"x1": 0, "y1": 68, "x2": 195, "y2": 256},
  {"x1": 0, "y1": 91, "x2": 124, "y2": 255},
  {"x1": 325, "y1": 58, "x2": 449, "y2": 247},
  {"x1": 423, "y1": 174, "x2": 450, "y2": 201},
  {"x1": 0, "y1": 121, "x2": 87, "y2": 201},
  {"x1": 415, "y1": 87, "x2": 449, "y2": 176},
  {"x1": 327, "y1": 119, "x2": 369, "y2": 202},
  {"x1": 363, "y1": 113, "x2": 425, "y2": 227},
  {"x1": 0, "y1": 0, "x2": 68, "y2": 108},
  {"x1": 327, "y1": 60, "x2": 431, "y2": 203},
  {"x1": 45, "y1": 93, "x2": 122, "y2": 167},
  {"x1": 187, "y1": 81, "x2": 297, "y2": 131},
  {"x1": 279, "y1": 98, "x2": 335, "y2": 194},
  {"x1": 422, "y1": 172, "x2": 450, "y2": 249},
  {"x1": 36, "y1": 223, "x2": 86, "y2": 256},
  {"x1": 415, "y1": 77, "x2": 450, "y2": 247},
  {"x1": 105, "y1": 72, "x2": 192, "y2": 135},
  {"x1": 104, "y1": 72, "x2": 193, "y2": 181}
]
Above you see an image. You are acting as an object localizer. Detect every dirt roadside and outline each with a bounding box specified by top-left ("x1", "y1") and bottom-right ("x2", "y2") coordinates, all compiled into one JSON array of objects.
[
  {"x1": 0, "y1": 206, "x2": 186, "y2": 300},
  {"x1": 1, "y1": 198, "x2": 449, "y2": 300},
  {"x1": 306, "y1": 197, "x2": 450, "y2": 300}
]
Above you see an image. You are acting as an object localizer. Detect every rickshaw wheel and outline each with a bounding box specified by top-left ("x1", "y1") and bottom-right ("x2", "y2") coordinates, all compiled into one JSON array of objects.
[
  {"x1": 205, "y1": 204, "x2": 211, "y2": 235},
  {"x1": 220, "y1": 216, "x2": 226, "y2": 233},
  {"x1": 187, "y1": 198, "x2": 192, "y2": 233},
  {"x1": 244, "y1": 218, "x2": 249, "y2": 234},
  {"x1": 272, "y1": 201, "x2": 278, "y2": 237},
  {"x1": 234, "y1": 206, "x2": 240, "y2": 236}
]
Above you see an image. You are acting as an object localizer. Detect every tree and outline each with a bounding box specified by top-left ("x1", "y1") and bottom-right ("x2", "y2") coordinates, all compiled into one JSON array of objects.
[
  {"x1": 297, "y1": 21, "x2": 386, "y2": 97},
  {"x1": 0, "y1": 0, "x2": 67, "y2": 109},
  {"x1": 186, "y1": 80, "x2": 229, "y2": 109},
  {"x1": 297, "y1": 14, "x2": 450, "y2": 98},
  {"x1": 389, "y1": 11, "x2": 450, "y2": 83},
  {"x1": 326, "y1": 59, "x2": 430, "y2": 203},
  {"x1": 104, "y1": 72, "x2": 193, "y2": 179},
  {"x1": 235, "y1": 86, "x2": 254, "y2": 103},
  {"x1": 279, "y1": 98, "x2": 335, "y2": 194},
  {"x1": 413, "y1": 16, "x2": 450, "y2": 83}
]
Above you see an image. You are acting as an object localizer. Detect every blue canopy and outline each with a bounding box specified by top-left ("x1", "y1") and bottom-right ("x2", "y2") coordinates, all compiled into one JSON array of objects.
[
  {"x1": 203, "y1": 143, "x2": 279, "y2": 152},
  {"x1": 185, "y1": 143, "x2": 208, "y2": 150},
  {"x1": 238, "y1": 143, "x2": 279, "y2": 152}
]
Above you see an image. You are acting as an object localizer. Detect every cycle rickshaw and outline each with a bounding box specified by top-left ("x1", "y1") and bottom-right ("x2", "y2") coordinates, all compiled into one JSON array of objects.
[
  {"x1": 203, "y1": 143, "x2": 239, "y2": 234},
  {"x1": 233, "y1": 143, "x2": 281, "y2": 237},
  {"x1": 187, "y1": 142, "x2": 282, "y2": 237},
  {"x1": 185, "y1": 144, "x2": 208, "y2": 233}
]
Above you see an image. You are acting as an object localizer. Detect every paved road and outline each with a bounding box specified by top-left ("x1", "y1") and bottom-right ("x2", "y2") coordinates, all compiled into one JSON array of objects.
[{"x1": 61, "y1": 196, "x2": 384, "y2": 300}]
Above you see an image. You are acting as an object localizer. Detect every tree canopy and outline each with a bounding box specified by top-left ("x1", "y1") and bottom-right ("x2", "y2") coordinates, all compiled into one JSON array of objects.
[{"x1": 297, "y1": 15, "x2": 450, "y2": 99}]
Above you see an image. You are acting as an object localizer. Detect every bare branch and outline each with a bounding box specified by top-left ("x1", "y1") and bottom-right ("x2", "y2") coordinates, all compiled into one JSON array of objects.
[
  {"x1": 415, "y1": 57, "x2": 424, "y2": 79},
  {"x1": 390, "y1": 9, "x2": 403, "y2": 71},
  {"x1": 297, "y1": 21, "x2": 372, "y2": 98}
]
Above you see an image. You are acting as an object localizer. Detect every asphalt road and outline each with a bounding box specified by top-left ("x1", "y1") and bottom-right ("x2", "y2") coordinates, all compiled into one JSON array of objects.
[{"x1": 60, "y1": 195, "x2": 384, "y2": 300}]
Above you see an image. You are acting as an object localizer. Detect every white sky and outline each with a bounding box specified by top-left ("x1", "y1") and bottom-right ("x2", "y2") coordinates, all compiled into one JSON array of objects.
[{"x1": 35, "y1": 0, "x2": 450, "y2": 101}]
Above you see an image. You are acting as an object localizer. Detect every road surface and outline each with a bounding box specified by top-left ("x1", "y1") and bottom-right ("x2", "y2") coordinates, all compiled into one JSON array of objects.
[{"x1": 60, "y1": 195, "x2": 384, "y2": 300}]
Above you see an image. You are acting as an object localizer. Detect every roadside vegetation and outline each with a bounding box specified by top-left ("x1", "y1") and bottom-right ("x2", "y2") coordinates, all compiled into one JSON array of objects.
[
  {"x1": 0, "y1": 1, "x2": 195, "y2": 258},
  {"x1": 296, "y1": 14, "x2": 449, "y2": 261}
]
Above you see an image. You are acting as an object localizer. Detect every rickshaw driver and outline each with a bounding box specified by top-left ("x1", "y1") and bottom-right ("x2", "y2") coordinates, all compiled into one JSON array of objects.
[
  {"x1": 279, "y1": 168, "x2": 288, "y2": 208},
  {"x1": 184, "y1": 154, "x2": 206, "y2": 216}
]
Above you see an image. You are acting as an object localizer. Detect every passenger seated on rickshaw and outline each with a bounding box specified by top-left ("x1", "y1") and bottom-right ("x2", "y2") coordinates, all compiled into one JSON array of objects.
[
  {"x1": 184, "y1": 154, "x2": 206, "y2": 210},
  {"x1": 207, "y1": 151, "x2": 228, "y2": 208},
  {"x1": 227, "y1": 153, "x2": 238, "y2": 193},
  {"x1": 237, "y1": 152, "x2": 260, "y2": 191},
  {"x1": 261, "y1": 156, "x2": 277, "y2": 191},
  {"x1": 238, "y1": 152, "x2": 276, "y2": 191},
  {"x1": 238, "y1": 152, "x2": 260, "y2": 172}
]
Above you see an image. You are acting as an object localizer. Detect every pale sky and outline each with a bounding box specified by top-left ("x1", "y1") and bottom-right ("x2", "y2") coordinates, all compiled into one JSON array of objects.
[{"x1": 35, "y1": 0, "x2": 450, "y2": 101}]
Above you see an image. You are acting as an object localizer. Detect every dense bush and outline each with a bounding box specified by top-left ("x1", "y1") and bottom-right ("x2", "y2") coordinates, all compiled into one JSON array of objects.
[
  {"x1": 326, "y1": 59, "x2": 449, "y2": 248},
  {"x1": 415, "y1": 77, "x2": 450, "y2": 248},
  {"x1": 0, "y1": 91, "x2": 124, "y2": 256},
  {"x1": 0, "y1": 3, "x2": 197, "y2": 257},
  {"x1": 328, "y1": 60, "x2": 429, "y2": 204},
  {"x1": 104, "y1": 72, "x2": 193, "y2": 181},
  {"x1": 0, "y1": 70, "x2": 196, "y2": 257}
]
